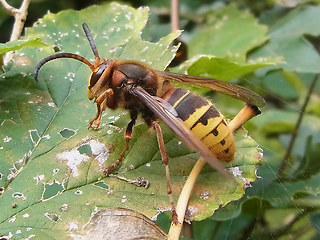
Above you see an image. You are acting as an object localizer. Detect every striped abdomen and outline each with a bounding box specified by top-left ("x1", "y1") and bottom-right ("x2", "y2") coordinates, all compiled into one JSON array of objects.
[{"x1": 165, "y1": 88, "x2": 235, "y2": 162}]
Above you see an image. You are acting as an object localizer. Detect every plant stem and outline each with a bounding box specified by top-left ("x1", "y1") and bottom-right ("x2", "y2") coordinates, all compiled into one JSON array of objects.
[
  {"x1": 171, "y1": 0, "x2": 180, "y2": 32},
  {"x1": 0, "y1": 0, "x2": 31, "y2": 64},
  {"x1": 278, "y1": 74, "x2": 319, "y2": 177},
  {"x1": 167, "y1": 157, "x2": 206, "y2": 240}
]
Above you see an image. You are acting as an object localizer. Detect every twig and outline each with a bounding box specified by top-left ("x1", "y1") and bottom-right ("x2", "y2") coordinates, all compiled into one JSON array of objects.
[
  {"x1": 0, "y1": 0, "x2": 31, "y2": 64},
  {"x1": 171, "y1": 0, "x2": 180, "y2": 32},
  {"x1": 167, "y1": 157, "x2": 206, "y2": 240},
  {"x1": 278, "y1": 74, "x2": 319, "y2": 178}
]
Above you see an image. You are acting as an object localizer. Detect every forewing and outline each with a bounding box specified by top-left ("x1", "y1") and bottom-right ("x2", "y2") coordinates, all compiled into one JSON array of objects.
[
  {"x1": 158, "y1": 71, "x2": 266, "y2": 107},
  {"x1": 130, "y1": 86, "x2": 230, "y2": 178}
]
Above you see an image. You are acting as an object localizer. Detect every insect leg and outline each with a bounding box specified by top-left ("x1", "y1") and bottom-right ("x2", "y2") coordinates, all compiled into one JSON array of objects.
[
  {"x1": 228, "y1": 104, "x2": 261, "y2": 132},
  {"x1": 104, "y1": 111, "x2": 138, "y2": 174},
  {"x1": 152, "y1": 120, "x2": 179, "y2": 224},
  {"x1": 89, "y1": 88, "x2": 114, "y2": 129}
]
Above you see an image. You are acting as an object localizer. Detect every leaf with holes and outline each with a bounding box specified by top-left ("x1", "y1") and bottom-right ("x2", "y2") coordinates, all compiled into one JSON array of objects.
[{"x1": 0, "y1": 2, "x2": 262, "y2": 239}]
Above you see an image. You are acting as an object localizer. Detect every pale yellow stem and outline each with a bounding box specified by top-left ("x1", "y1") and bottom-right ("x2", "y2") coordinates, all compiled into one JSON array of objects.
[{"x1": 168, "y1": 157, "x2": 206, "y2": 240}]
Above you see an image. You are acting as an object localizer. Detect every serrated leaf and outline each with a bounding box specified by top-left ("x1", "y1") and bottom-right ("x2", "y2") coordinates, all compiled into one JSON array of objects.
[
  {"x1": 252, "y1": 5, "x2": 320, "y2": 73},
  {"x1": 119, "y1": 30, "x2": 181, "y2": 69},
  {"x1": 0, "y1": 2, "x2": 262, "y2": 239}
]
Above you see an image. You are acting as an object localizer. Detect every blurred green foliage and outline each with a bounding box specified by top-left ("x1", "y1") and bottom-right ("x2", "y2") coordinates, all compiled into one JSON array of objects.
[{"x1": 1, "y1": 0, "x2": 320, "y2": 239}]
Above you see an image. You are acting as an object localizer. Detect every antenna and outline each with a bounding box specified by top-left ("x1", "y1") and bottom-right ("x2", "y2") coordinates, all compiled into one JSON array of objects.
[
  {"x1": 82, "y1": 23, "x2": 100, "y2": 61},
  {"x1": 34, "y1": 53, "x2": 94, "y2": 82}
]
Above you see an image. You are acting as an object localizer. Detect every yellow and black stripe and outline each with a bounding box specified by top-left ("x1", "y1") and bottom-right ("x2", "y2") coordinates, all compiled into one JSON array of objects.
[{"x1": 167, "y1": 88, "x2": 235, "y2": 162}]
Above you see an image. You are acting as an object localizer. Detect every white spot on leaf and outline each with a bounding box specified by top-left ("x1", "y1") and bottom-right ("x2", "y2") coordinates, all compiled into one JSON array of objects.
[
  {"x1": 53, "y1": 168, "x2": 59, "y2": 175},
  {"x1": 89, "y1": 139, "x2": 109, "y2": 165},
  {"x1": 68, "y1": 222, "x2": 79, "y2": 231},
  {"x1": 56, "y1": 149, "x2": 89, "y2": 177},
  {"x1": 33, "y1": 174, "x2": 45, "y2": 184},
  {"x1": 60, "y1": 203, "x2": 68, "y2": 211},
  {"x1": 9, "y1": 216, "x2": 16, "y2": 223},
  {"x1": 200, "y1": 190, "x2": 211, "y2": 200},
  {"x1": 229, "y1": 166, "x2": 252, "y2": 188},
  {"x1": 3, "y1": 136, "x2": 12, "y2": 143},
  {"x1": 48, "y1": 102, "x2": 55, "y2": 107}
]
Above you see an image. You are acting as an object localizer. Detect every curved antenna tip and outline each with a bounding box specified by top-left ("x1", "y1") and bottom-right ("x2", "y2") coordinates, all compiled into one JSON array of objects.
[{"x1": 34, "y1": 53, "x2": 94, "y2": 83}]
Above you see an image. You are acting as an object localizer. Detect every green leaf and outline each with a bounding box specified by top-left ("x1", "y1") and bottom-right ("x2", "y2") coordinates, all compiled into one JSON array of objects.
[
  {"x1": 251, "y1": 109, "x2": 298, "y2": 134},
  {"x1": 193, "y1": 211, "x2": 255, "y2": 240},
  {"x1": 261, "y1": 173, "x2": 320, "y2": 208},
  {"x1": 188, "y1": 4, "x2": 269, "y2": 60},
  {"x1": 170, "y1": 5, "x2": 282, "y2": 88},
  {"x1": 0, "y1": 2, "x2": 262, "y2": 239},
  {"x1": 211, "y1": 196, "x2": 264, "y2": 222},
  {"x1": 185, "y1": 55, "x2": 281, "y2": 81},
  {"x1": 263, "y1": 71, "x2": 300, "y2": 100},
  {"x1": 250, "y1": 110, "x2": 320, "y2": 143},
  {"x1": 0, "y1": 38, "x2": 47, "y2": 55},
  {"x1": 252, "y1": 5, "x2": 320, "y2": 73}
]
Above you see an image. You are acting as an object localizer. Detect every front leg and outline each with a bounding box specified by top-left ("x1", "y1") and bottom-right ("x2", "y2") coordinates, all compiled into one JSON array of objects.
[{"x1": 89, "y1": 88, "x2": 114, "y2": 129}]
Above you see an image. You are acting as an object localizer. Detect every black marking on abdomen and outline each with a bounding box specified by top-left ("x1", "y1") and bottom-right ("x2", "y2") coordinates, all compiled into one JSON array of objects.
[
  {"x1": 190, "y1": 106, "x2": 220, "y2": 129},
  {"x1": 173, "y1": 91, "x2": 209, "y2": 121}
]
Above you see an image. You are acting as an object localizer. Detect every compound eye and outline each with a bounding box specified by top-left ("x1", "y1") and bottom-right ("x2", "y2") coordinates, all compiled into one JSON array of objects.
[{"x1": 89, "y1": 62, "x2": 109, "y2": 88}]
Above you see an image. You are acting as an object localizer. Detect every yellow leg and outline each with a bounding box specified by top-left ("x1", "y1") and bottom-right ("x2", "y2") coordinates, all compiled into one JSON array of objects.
[
  {"x1": 228, "y1": 104, "x2": 261, "y2": 133},
  {"x1": 89, "y1": 88, "x2": 114, "y2": 129}
]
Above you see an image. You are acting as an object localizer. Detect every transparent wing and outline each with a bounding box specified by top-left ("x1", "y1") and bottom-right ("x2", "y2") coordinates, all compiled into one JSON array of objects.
[{"x1": 158, "y1": 71, "x2": 266, "y2": 107}]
